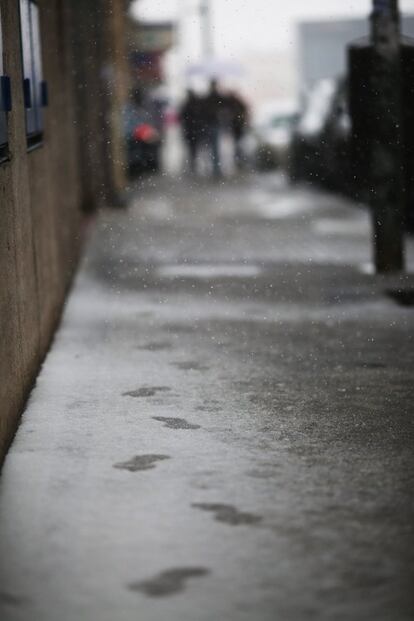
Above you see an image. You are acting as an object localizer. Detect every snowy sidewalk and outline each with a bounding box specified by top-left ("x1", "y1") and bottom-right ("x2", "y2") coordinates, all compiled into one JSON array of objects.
[{"x1": 0, "y1": 173, "x2": 414, "y2": 621}]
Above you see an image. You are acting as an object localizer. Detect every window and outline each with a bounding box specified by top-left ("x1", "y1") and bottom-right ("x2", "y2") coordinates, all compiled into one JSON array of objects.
[
  {"x1": 20, "y1": 0, "x2": 47, "y2": 146},
  {"x1": 0, "y1": 8, "x2": 11, "y2": 160}
]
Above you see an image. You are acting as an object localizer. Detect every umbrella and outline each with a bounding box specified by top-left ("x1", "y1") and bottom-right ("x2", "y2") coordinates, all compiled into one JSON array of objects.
[{"x1": 185, "y1": 58, "x2": 245, "y2": 79}]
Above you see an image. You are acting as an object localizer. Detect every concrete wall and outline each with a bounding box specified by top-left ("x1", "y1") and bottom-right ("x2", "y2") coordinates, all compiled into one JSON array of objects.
[
  {"x1": 70, "y1": 0, "x2": 129, "y2": 210},
  {"x1": 0, "y1": 0, "x2": 82, "y2": 462},
  {"x1": 0, "y1": 0, "x2": 129, "y2": 463}
]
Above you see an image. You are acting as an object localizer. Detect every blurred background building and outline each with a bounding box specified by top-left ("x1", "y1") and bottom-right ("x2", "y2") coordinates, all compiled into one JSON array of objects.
[
  {"x1": 298, "y1": 16, "x2": 414, "y2": 92},
  {"x1": 131, "y1": 0, "x2": 414, "y2": 112}
]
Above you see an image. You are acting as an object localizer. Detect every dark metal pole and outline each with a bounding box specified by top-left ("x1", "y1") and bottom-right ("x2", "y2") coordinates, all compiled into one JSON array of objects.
[{"x1": 370, "y1": 0, "x2": 405, "y2": 272}]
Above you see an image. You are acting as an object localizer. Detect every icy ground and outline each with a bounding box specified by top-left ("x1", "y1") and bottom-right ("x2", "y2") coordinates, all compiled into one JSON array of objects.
[{"x1": 0, "y1": 173, "x2": 413, "y2": 621}]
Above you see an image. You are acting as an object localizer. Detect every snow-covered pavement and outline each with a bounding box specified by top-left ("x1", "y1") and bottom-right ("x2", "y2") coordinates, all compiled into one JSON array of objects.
[{"x1": 1, "y1": 173, "x2": 413, "y2": 621}]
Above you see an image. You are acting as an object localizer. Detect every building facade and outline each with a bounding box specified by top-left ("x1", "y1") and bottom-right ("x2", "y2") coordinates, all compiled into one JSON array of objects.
[
  {"x1": 0, "y1": 0, "x2": 129, "y2": 462},
  {"x1": 297, "y1": 15, "x2": 414, "y2": 92}
]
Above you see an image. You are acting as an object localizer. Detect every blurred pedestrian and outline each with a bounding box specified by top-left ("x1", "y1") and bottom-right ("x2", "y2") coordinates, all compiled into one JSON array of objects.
[
  {"x1": 225, "y1": 91, "x2": 249, "y2": 169},
  {"x1": 201, "y1": 80, "x2": 225, "y2": 178},
  {"x1": 180, "y1": 89, "x2": 203, "y2": 173}
]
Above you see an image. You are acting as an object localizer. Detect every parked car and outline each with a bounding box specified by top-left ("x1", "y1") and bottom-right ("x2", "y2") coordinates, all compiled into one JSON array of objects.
[
  {"x1": 252, "y1": 110, "x2": 298, "y2": 170},
  {"x1": 289, "y1": 79, "x2": 337, "y2": 184},
  {"x1": 290, "y1": 79, "x2": 353, "y2": 192},
  {"x1": 291, "y1": 74, "x2": 414, "y2": 231},
  {"x1": 245, "y1": 102, "x2": 298, "y2": 171},
  {"x1": 319, "y1": 78, "x2": 353, "y2": 193}
]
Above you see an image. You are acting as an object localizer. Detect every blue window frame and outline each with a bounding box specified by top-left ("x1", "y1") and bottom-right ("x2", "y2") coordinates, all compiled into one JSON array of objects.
[
  {"x1": 20, "y1": 0, "x2": 46, "y2": 145},
  {"x1": 0, "y1": 8, "x2": 11, "y2": 160}
]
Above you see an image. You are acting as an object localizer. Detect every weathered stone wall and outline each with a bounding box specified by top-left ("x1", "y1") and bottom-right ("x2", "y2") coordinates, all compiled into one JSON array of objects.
[
  {"x1": 70, "y1": 0, "x2": 129, "y2": 211},
  {"x1": 0, "y1": 0, "x2": 82, "y2": 461},
  {"x1": 0, "y1": 0, "x2": 127, "y2": 463},
  {"x1": 0, "y1": 0, "x2": 128, "y2": 462}
]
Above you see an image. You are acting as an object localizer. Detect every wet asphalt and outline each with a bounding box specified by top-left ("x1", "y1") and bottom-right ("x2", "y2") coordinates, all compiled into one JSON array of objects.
[{"x1": 0, "y1": 172, "x2": 414, "y2": 621}]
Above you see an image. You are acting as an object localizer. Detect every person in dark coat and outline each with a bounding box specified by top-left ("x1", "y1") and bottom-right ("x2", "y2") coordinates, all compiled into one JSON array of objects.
[
  {"x1": 180, "y1": 89, "x2": 203, "y2": 173},
  {"x1": 200, "y1": 80, "x2": 225, "y2": 178},
  {"x1": 225, "y1": 91, "x2": 249, "y2": 168}
]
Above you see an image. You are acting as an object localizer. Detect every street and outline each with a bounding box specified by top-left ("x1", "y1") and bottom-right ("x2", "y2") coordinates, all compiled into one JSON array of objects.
[{"x1": 0, "y1": 172, "x2": 414, "y2": 621}]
